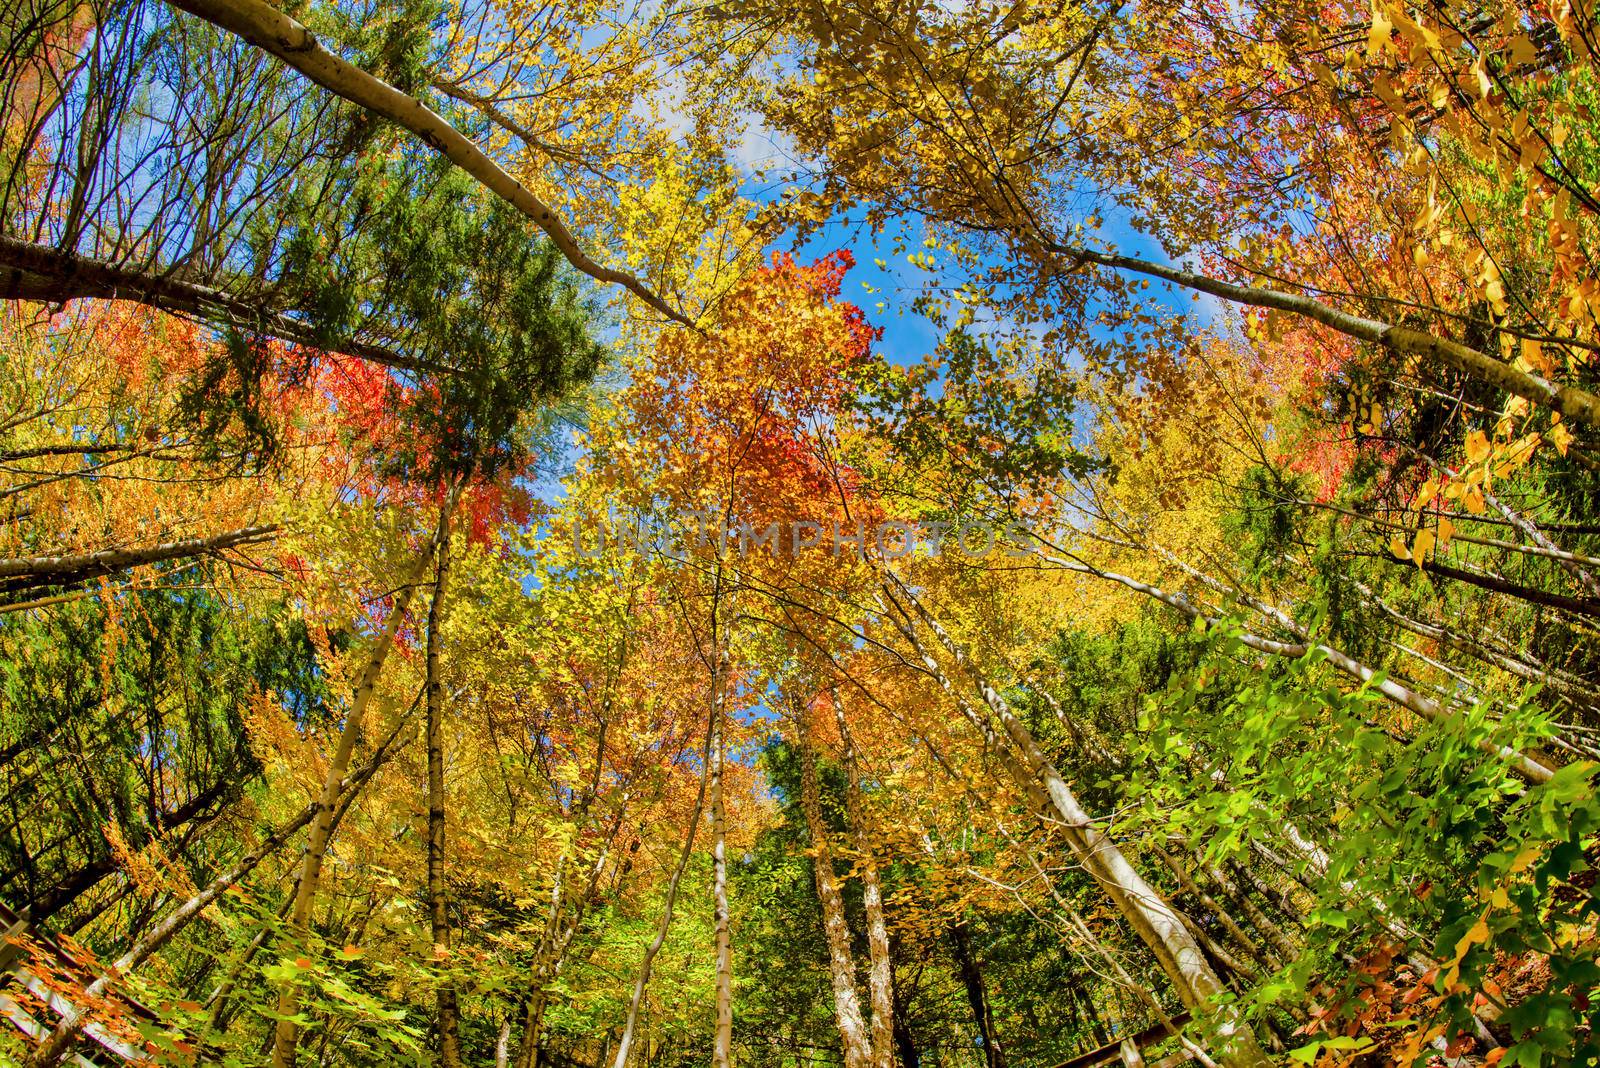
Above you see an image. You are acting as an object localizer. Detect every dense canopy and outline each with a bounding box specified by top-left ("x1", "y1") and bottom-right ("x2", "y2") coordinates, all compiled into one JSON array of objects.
[{"x1": 3, "y1": 0, "x2": 1600, "y2": 1065}]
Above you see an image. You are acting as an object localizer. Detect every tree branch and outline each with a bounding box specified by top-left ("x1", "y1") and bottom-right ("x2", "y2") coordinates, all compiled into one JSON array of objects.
[
  {"x1": 162, "y1": 0, "x2": 693, "y2": 327},
  {"x1": 1053, "y1": 242, "x2": 1600, "y2": 428},
  {"x1": 0, "y1": 237, "x2": 441, "y2": 375}
]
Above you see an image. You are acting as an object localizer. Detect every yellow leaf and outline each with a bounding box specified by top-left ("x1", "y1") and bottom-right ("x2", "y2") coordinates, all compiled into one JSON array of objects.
[
  {"x1": 1441, "y1": 910, "x2": 1490, "y2": 989},
  {"x1": 1509, "y1": 844, "x2": 1543, "y2": 874},
  {"x1": 1368, "y1": 1, "x2": 1394, "y2": 58},
  {"x1": 1438, "y1": 516, "x2": 1455, "y2": 546},
  {"x1": 1520, "y1": 338, "x2": 1552, "y2": 376},
  {"x1": 1412, "y1": 528, "x2": 1435, "y2": 566},
  {"x1": 1391, "y1": 8, "x2": 1442, "y2": 53},
  {"x1": 1465, "y1": 429, "x2": 1491, "y2": 463},
  {"x1": 1373, "y1": 73, "x2": 1405, "y2": 114},
  {"x1": 1473, "y1": 58, "x2": 1494, "y2": 99},
  {"x1": 1551, "y1": 420, "x2": 1574, "y2": 456},
  {"x1": 1390, "y1": 534, "x2": 1412, "y2": 560}
]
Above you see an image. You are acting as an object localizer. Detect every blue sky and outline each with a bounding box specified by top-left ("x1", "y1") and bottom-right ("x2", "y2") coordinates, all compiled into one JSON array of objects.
[{"x1": 758, "y1": 194, "x2": 1229, "y2": 373}]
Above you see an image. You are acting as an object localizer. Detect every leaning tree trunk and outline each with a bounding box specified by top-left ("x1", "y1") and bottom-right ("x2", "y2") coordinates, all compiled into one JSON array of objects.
[
  {"x1": 1034, "y1": 548, "x2": 1554, "y2": 783},
  {"x1": 0, "y1": 523, "x2": 279, "y2": 595},
  {"x1": 1156, "y1": 849, "x2": 1274, "y2": 973},
  {"x1": 514, "y1": 852, "x2": 569, "y2": 1068},
  {"x1": 880, "y1": 579, "x2": 1271, "y2": 1067},
  {"x1": 514, "y1": 777, "x2": 632, "y2": 1068},
  {"x1": 1047, "y1": 240, "x2": 1600, "y2": 428},
  {"x1": 1206, "y1": 855, "x2": 1297, "y2": 966},
  {"x1": 23, "y1": 722, "x2": 410, "y2": 1068},
  {"x1": 164, "y1": 0, "x2": 692, "y2": 326}
]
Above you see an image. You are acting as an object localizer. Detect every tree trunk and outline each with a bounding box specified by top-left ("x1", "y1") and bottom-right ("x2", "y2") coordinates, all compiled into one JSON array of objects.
[
  {"x1": 0, "y1": 524, "x2": 278, "y2": 595},
  {"x1": 514, "y1": 850, "x2": 569, "y2": 1068},
  {"x1": 1206, "y1": 857, "x2": 1297, "y2": 966},
  {"x1": 270, "y1": 525, "x2": 445, "y2": 1068},
  {"x1": 879, "y1": 579, "x2": 1271, "y2": 1068},
  {"x1": 831, "y1": 692, "x2": 896, "y2": 1068},
  {"x1": 711, "y1": 655, "x2": 733, "y2": 1068},
  {"x1": 710, "y1": 717, "x2": 733, "y2": 1068},
  {"x1": 1033, "y1": 550, "x2": 1554, "y2": 783},
  {"x1": 22, "y1": 723, "x2": 408, "y2": 1067},
  {"x1": 162, "y1": 0, "x2": 689, "y2": 325},
  {"x1": 426, "y1": 497, "x2": 464, "y2": 1068},
  {"x1": 1353, "y1": 580, "x2": 1600, "y2": 714},
  {"x1": 949, "y1": 922, "x2": 1003, "y2": 1068},
  {"x1": 1413, "y1": 448, "x2": 1600, "y2": 601},
  {"x1": 208, "y1": 715, "x2": 414, "y2": 1035},
  {"x1": 796, "y1": 702, "x2": 873, "y2": 1068},
  {"x1": 610, "y1": 718, "x2": 713, "y2": 1068},
  {"x1": 0, "y1": 237, "x2": 431, "y2": 374},
  {"x1": 1156, "y1": 849, "x2": 1274, "y2": 972},
  {"x1": 206, "y1": 917, "x2": 276, "y2": 1032},
  {"x1": 497, "y1": 1016, "x2": 514, "y2": 1068},
  {"x1": 892, "y1": 1013, "x2": 919, "y2": 1068},
  {"x1": 515, "y1": 806, "x2": 628, "y2": 1068},
  {"x1": 1052, "y1": 241, "x2": 1600, "y2": 428}
]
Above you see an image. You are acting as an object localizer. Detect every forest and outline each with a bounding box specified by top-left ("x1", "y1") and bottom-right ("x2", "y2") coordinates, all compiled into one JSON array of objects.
[{"x1": 2, "y1": 0, "x2": 1599, "y2": 1063}]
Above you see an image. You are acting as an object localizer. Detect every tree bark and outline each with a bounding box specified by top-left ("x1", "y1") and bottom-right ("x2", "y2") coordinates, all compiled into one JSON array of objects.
[
  {"x1": 948, "y1": 922, "x2": 1003, "y2": 1068},
  {"x1": 209, "y1": 713, "x2": 415, "y2": 1034},
  {"x1": 205, "y1": 915, "x2": 276, "y2": 1031},
  {"x1": 892, "y1": 1011, "x2": 919, "y2": 1068},
  {"x1": 1205, "y1": 857, "x2": 1297, "y2": 967},
  {"x1": 514, "y1": 852, "x2": 568, "y2": 1068},
  {"x1": 1156, "y1": 849, "x2": 1274, "y2": 972},
  {"x1": 496, "y1": 1017, "x2": 513, "y2": 1068},
  {"x1": 160, "y1": 0, "x2": 690, "y2": 326},
  {"x1": 878, "y1": 579, "x2": 1271, "y2": 1068},
  {"x1": 710, "y1": 693, "x2": 734, "y2": 1068},
  {"x1": 514, "y1": 803, "x2": 629, "y2": 1068},
  {"x1": 0, "y1": 237, "x2": 436, "y2": 374},
  {"x1": 270, "y1": 525, "x2": 444, "y2": 1068},
  {"x1": 0, "y1": 524, "x2": 279, "y2": 595},
  {"x1": 1034, "y1": 549, "x2": 1555, "y2": 783},
  {"x1": 832, "y1": 693, "x2": 896, "y2": 1068},
  {"x1": 796, "y1": 702, "x2": 873, "y2": 1068},
  {"x1": 1053, "y1": 242, "x2": 1600, "y2": 428},
  {"x1": 1352, "y1": 579, "x2": 1600, "y2": 712},
  {"x1": 1402, "y1": 556, "x2": 1600, "y2": 619},
  {"x1": 1409, "y1": 447, "x2": 1600, "y2": 601},
  {"x1": 425, "y1": 497, "x2": 463, "y2": 1068},
  {"x1": 610, "y1": 718, "x2": 714, "y2": 1068}
]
